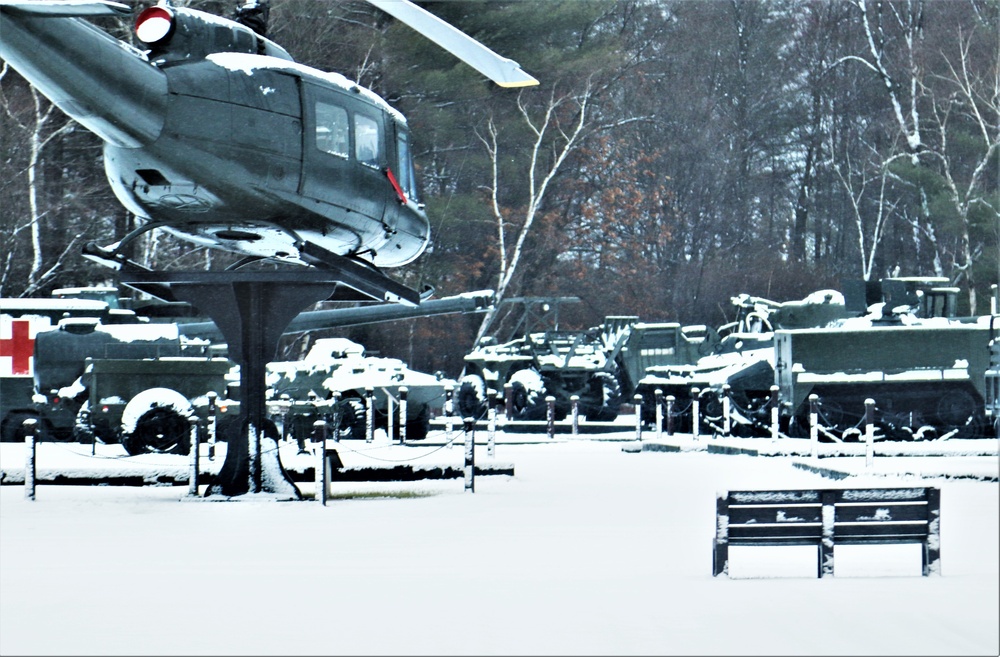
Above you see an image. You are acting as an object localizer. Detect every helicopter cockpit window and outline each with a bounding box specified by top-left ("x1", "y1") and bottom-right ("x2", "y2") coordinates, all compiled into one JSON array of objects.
[
  {"x1": 396, "y1": 131, "x2": 419, "y2": 203},
  {"x1": 354, "y1": 114, "x2": 381, "y2": 168},
  {"x1": 315, "y1": 101, "x2": 349, "y2": 158}
]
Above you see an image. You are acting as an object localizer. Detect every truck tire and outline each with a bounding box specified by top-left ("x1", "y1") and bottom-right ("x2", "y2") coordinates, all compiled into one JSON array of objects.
[
  {"x1": 1, "y1": 411, "x2": 45, "y2": 442},
  {"x1": 457, "y1": 374, "x2": 487, "y2": 421},
  {"x1": 584, "y1": 371, "x2": 621, "y2": 422},
  {"x1": 120, "y1": 388, "x2": 194, "y2": 455},
  {"x1": 72, "y1": 401, "x2": 96, "y2": 445},
  {"x1": 507, "y1": 368, "x2": 547, "y2": 421}
]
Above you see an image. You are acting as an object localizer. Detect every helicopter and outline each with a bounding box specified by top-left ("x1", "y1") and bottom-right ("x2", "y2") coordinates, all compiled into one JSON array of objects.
[{"x1": 0, "y1": 0, "x2": 538, "y2": 305}]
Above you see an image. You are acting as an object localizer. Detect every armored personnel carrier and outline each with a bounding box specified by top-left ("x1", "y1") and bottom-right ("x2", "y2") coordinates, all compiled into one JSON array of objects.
[{"x1": 266, "y1": 338, "x2": 454, "y2": 442}]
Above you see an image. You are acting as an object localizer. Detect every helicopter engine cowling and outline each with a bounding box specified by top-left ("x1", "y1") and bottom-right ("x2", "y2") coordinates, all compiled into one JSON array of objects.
[{"x1": 135, "y1": 5, "x2": 294, "y2": 64}]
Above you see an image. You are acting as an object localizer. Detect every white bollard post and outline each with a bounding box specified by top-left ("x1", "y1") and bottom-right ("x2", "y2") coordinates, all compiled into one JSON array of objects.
[
  {"x1": 487, "y1": 389, "x2": 497, "y2": 458},
  {"x1": 665, "y1": 395, "x2": 675, "y2": 436},
  {"x1": 365, "y1": 386, "x2": 374, "y2": 443},
  {"x1": 24, "y1": 418, "x2": 37, "y2": 501},
  {"x1": 809, "y1": 394, "x2": 819, "y2": 459},
  {"x1": 188, "y1": 416, "x2": 200, "y2": 497},
  {"x1": 398, "y1": 387, "x2": 408, "y2": 444},
  {"x1": 634, "y1": 393, "x2": 643, "y2": 441},
  {"x1": 546, "y1": 396, "x2": 556, "y2": 440},
  {"x1": 248, "y1": 420, "x2": 261, "y2": 494},
  {"x1": 445, "y1": 384, "x2": 455, "y2": 442},
  {"x1": 386, "y1": 390, "x2": 395, "y2": 444},
  {"x1": 331, "y1": 391, "x2": 342, "y2": 443},
  {"x1": 770, "y1": 385, "x2": 780, "y2": 441},
  {"x1": 314, "y1": 420, "x2": 327, "y2": 505},
  {"x1": 722, "y1": 384, "x2": 731, "y2": 437},
  {"x1": 691, "y1": 387, "x2": 700, "y2": 439},
  {"x1": 865, "y1": 398, "x2": 876, "y2": 468},
  {"x1": 570, "y1": 395, "x2": 580, "y2": 436},
  {"x1": 206, "y1": 391, "x2": 217, "y2": 461},
  {"x1": 464, "y1": 418, "x2": 475, "y2": 493},
  {"x1": 655, "y1": 389, "x2": 663, "y2": 441}
]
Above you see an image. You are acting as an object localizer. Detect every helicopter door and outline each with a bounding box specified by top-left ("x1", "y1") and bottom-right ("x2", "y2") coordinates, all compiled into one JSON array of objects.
[{"x1": 301, "y1": 83, "x2": 387, "y2": 232}]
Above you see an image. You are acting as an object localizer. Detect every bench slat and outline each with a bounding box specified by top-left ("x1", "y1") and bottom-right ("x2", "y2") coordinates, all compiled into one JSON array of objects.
[
  {"x1": 835, "y1": 503, "x2": 929, "y2": 523},
  {"x1": 729, "y1": 523, "x2": 823, "y2": 540},
  {"x1": 729, "y1": 505, "x2": 822, "y2": 525}
]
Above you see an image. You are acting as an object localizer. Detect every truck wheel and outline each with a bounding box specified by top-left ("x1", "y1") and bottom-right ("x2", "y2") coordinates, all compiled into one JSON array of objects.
[
  {"x1": 507, "y1": 368, "x2": 546, "y2": 420},
  {"x1": 1, "y1": 411, "x2": 44, "y2": 442},
  {"x1": 72, "y1": 402, "x2": 97, "y2": 445},
  {"x1": 935, "y1": 389, "x2": 982, "y2": 438},
  {"x1": 585, "y1": 372, "x2": 621, "y2": 422},
  {"x1": 457, "y1": 374, "x2": 487, "y2": 421},
  {"x1": 120, "y1": 388, "x2": 194, "y2": 455}
]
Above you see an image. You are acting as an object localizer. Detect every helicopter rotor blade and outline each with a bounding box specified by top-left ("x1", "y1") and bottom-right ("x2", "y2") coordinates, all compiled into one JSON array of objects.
[{"x1": 364, "y1": 0, "x2": 538, "y2": 88}]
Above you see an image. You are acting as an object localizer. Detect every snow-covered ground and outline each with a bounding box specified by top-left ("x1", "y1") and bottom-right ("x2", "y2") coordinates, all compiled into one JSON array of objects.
[{"x1": 1, "y1": 430, "x2": 998, "y2": 656}]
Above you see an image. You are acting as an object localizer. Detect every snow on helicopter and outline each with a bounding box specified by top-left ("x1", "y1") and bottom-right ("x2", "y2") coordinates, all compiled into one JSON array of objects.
[{"x1": 0, "y1": 0, "x2": 538, "y2": 304}]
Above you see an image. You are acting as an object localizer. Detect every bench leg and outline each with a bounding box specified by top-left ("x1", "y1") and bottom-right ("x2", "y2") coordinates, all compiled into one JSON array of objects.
[
  {"x1": 924, "y1": 487, "x2": 942, "y2": 576},
  {"x1": 819, "y1": 491, "x2": 836, "y2": 577},
  {"x1": 713, "y1": 494, "x2": 729, "y2": 577},
  {"x1": 713, "y1": 539, "x2": 728, "y2": 577}
]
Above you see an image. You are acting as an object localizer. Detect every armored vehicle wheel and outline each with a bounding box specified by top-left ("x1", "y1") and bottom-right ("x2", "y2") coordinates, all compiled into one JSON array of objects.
[
  {"x1": 335, "y1": 397, "x2": 367, "y2": 440},
  {"x1": 405, "y1": 408, "x2": 430, "y2": 441}
]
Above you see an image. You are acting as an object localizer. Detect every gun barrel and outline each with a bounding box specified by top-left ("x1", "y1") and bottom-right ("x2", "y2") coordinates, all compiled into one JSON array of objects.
[{"x1": 177, "y1": 291, "x2": 494, "y2": 340}]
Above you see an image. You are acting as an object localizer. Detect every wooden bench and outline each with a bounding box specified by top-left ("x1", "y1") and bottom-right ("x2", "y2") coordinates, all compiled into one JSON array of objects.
[{"x1": 713, "y1": 487, "x2": 941, "y2": 577}]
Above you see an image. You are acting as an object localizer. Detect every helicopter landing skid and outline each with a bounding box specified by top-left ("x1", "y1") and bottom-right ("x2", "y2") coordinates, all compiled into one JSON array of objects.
[{"x1": 83, "y1": 237, "x2": 421, "y2": 306}]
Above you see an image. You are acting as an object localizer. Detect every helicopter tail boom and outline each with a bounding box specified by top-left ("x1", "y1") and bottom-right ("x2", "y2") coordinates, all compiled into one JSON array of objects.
[
  {"x1": 0, "y1": 0, "x2": 129, "y2": 17},
  {"x1": 0, "y1": 0, "x2": 167, "y2": 148}
]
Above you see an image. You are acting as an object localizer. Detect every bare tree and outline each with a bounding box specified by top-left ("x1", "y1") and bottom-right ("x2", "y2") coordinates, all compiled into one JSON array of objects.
[
  {"x1": 473, "y1": 83, "x2": 593, "y2": 345},
  {"x1": 1, "y1": 65, "x2": 77, "y2": 294},
  {"x1": 920, "y1": 25, "x2": 999, "y2": 313}
]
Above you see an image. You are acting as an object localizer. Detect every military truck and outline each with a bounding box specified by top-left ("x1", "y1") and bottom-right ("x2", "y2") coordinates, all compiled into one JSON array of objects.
[
  {"x1": 31, "y1": 317, "x2": 238, "y2": 453},
  {"x1": 1, "y1": 295, "x2": 138, "y2": 441},
  {"x1": 458, "y1": 313, "x2": 725, "y2": 423}
]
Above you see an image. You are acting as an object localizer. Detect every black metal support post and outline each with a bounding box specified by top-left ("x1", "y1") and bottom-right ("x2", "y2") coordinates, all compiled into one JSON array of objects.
[{"x1": 119, "y1": 269, "x2": 352, "y2": 498}]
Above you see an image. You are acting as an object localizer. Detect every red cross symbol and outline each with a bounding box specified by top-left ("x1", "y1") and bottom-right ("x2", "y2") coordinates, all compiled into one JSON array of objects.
[{"x1": 1, "y1": 319, "x2": 35, "y2": 376}]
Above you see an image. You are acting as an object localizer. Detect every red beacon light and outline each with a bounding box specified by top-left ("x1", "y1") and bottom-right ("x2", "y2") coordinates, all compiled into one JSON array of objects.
[{"x1": 135, "y1": 5, "x2": 175, "y2": 46}]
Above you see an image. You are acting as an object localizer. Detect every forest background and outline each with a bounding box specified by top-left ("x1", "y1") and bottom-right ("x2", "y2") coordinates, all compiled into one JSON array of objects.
[{"x1": 1, "y1": 0, "x2": 997, "y2": 377}]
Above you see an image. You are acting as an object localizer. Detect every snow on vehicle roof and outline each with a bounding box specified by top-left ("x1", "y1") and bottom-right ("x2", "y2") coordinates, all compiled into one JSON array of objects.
[
  {"x1": 207, "y1": 52, "x2": 407, "y2": 125},
  {"x1": 51, "y1": 286, "x2": 117, "y2": 295},
  {"x1": 0, "y1": 298, "x2": 107, "y2": 312}
]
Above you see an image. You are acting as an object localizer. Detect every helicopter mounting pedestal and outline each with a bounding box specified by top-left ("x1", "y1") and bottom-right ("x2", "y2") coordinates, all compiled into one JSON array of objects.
[{"x1": 118, "y1": 266, "x2": 416, "y2": 498}]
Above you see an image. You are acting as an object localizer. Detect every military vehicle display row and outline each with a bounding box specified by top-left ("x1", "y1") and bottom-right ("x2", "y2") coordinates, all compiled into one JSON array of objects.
[
  {"x1": 459, "y1": 278, "x2": 999, "y2": 441},
  {"x1": 1, "y1": 287, "x2": 491, "y2": 450},
  {"x1": 3, "y1": 278, "x2": 997, "y2": 447}
]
